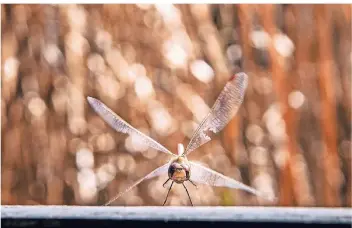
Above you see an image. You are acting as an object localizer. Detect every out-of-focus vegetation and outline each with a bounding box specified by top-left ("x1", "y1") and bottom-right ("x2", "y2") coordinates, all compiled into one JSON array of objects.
[{"x1": 1, "y1": 4, "x2": 351, "y2": 207}]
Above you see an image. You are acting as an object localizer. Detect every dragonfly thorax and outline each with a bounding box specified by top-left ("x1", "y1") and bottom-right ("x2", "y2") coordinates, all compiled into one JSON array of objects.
[{"x1": 168, "y1": 156, "x2": 191, "y2": 184}]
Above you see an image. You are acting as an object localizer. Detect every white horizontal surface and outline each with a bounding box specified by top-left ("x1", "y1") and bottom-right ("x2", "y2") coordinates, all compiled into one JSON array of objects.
[{"x1": 2, "y1": 206, "x2": 351, "y2": 224}]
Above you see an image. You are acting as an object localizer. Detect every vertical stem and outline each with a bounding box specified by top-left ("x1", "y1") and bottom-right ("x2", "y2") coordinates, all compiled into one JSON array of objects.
[
  {"x1": 261, "y1": 4, "x2": 298, "y2": 206},
  {"x1": 314, "y1": 5, "x2": 341, "y2": 207}
]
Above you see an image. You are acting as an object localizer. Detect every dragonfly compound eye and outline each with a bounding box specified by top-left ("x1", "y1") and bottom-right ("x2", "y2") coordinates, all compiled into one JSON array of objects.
[{"x1": 168, "y1": 162, "x2": 178, "y2": 178}]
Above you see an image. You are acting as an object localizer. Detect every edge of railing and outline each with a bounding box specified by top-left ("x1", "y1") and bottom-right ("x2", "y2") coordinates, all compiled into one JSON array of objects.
[{"x1": 1, "y1": 206, "x2": 351, "y2": 224}]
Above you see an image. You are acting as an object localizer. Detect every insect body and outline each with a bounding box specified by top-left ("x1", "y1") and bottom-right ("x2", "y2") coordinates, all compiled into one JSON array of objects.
[
  {"x1": 167, "y1": 144, "x2": 189, "y2": 183},
  {"x1": 162, "y1": 144, "x2": 195, "y2": 205},
  {"x1": 87, "y1": 72, "x2": 275, "y2": 206},
  {"x1": 168, "y1": 155, "x2": 190, "y2": 184}
]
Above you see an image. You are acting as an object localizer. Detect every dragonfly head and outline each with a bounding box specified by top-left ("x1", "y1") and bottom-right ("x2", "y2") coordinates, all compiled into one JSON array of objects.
[{"x1": 168, "y1": 158, "x2": 190, "y2": 183}]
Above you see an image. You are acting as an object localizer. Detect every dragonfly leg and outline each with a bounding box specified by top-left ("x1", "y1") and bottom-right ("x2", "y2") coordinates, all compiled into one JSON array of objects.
[
  {"x1": 162, "y1": 178, "x2": 171, "y2": 188},
  {"x1": 182, "y1": 183, "x2": 193, "y2": 206},
  {"x1": 188, "y1": 180, "x2": 198, "y2": 189},
  {"x1": 163, "y1": 181, "x2": 174, "y2": 206}
]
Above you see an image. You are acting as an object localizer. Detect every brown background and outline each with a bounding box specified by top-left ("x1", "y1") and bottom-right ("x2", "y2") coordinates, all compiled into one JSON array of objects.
[{"x1": 1, "y1": 4, "x2": 351, "y2": 207}]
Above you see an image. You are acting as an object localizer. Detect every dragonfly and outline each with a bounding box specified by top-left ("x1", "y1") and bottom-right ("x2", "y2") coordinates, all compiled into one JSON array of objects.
[{"x1": 87, "y1": 72, "x2": 274, "y2": 206}]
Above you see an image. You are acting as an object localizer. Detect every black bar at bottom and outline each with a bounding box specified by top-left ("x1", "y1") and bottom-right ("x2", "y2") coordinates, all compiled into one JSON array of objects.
[{"x1": 2, "y1": 219, "x2": 351, "y2": 228}]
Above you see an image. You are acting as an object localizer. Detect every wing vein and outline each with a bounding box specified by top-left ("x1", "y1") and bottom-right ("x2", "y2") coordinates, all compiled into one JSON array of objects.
[
  {"x1": 189, "y1": 161, "x2": 275, "y2": 201},
  {"x1": 87, "y1": 97, "x2": 175, "y2": 156},
  {"x1": 184, "y1": 73, "x2": 249, "y2": 155},
  {"x1": 104, "y1": 162, "x2": 169, "y2": 205}
]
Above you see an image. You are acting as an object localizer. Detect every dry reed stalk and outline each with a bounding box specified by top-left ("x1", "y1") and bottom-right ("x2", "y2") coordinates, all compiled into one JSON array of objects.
[
  {"x1": 314, "y1": 5, "x2": 342, "y2": 207},
  {"x1": 260, "y1": 4, "x2": 298, "y2": 206}
]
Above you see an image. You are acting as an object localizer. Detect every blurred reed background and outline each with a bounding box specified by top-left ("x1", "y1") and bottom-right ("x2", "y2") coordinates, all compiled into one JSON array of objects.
[{"x1": 1, "y1": 4, "x2": 351, "y2": 207}]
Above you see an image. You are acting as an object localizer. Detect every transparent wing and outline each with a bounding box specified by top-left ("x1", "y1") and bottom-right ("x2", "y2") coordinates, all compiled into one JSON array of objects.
[
  {"x1": 104, "y1": 162, "x2": 169, "y2": 206},
  {"x1": 189, "y1": 161, "x2": 275, "y2": 201},
  {"x1": 87, "y1": 97, "x2": 175, "y2": 156},
  {"x1": 184, "y1": 72, "x2": 248, "y2": 155}
]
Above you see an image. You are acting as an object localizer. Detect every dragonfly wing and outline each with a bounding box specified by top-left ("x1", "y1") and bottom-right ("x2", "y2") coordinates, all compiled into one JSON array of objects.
[
  {"x1": 87, "y1": 97, "x2": 175, "y2": 156},
  {"x1": 184, "y1": 72, "x2": 248, "y2": 155},
  {"x1": 104, "y1": 162, "x2": 169, "y2": 205},
  {"x1": 189, "y1": 161, "x2": 275, "y2": 201}
]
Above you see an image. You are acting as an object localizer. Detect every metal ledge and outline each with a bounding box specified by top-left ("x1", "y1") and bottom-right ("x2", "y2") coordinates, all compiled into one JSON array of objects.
[{"x1": 2, "y1": 206, "x2": 351, "y2": 228}]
